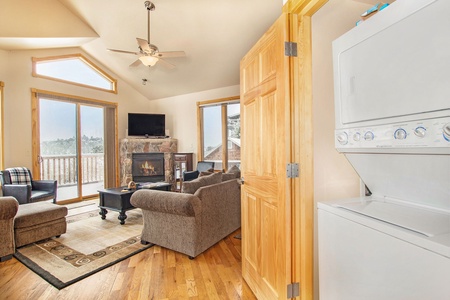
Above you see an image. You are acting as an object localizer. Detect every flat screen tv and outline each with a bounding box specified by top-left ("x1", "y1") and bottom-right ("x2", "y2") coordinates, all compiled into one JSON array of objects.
[{"x1": 128, "y1": 113, "x2": 165, "y2": 137}]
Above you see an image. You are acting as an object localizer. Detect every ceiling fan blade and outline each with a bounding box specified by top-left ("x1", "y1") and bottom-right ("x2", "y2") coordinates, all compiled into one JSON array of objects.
[
  {"x1": 156, "y1": 51, "x2": 186, "y2": 58},
  {"x1": 129, "y1": 59, "x2": 142, "y2": 67},
  {"x1": 136, "y1": 38, "x2": 151, "y2": 53},
  {"x1": 157, "y1": 58, "x2": 176, "y2": 69},
  {"x1": 107, "y1": 49, "x2": 140, "y2": 55}
]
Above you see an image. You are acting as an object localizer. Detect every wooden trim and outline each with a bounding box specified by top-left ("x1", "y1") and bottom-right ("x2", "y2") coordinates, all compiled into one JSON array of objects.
[
  {"x1": 283, "y1": 0, "x2": 328, "y2": 15},
  {"x1": 32, "y1": 53, "x2": 118, "y2": 94},
  {"x1": 31, "y1": 92, "x2": 41, "y2": 178},
  {"x1": 0, "y1": 82, "x2": 4, "y2": 170},
  {"x1": 197, "y1": 95, "x2": 240, "y2": 107},
  {"x1": 283, "y1": 1, "x2": 329, "y2": 299},
  {"x1": 31, "y1": 88, "x2": 118, "y2": 108},
  {"x1": 196, "y1": 103, "x2": 203, "y2": 161},
  {"x1": 221, "y1": 105, "x2": 228, "y2": 172}
]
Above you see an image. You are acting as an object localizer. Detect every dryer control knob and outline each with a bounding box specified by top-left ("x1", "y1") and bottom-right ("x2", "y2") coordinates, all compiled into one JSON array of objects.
[
  {"x1": 443, "y1": 123, "x2": 450, "y2": 142},
  {"x1": 394, "y1": 128, "x2": 407, "y2": 140},
  {"x1": 414, "y1": 126, "x2": 426, "y2": 138},
  {"x1": 337, "y1": 132, "x2": 348, "y2": 145},
  {"x1": 353, "y1": 132, "x2": 361, "y2": 141},
  {"x1": 364, "y1": 131, "x2": 374, "y2": 141}
]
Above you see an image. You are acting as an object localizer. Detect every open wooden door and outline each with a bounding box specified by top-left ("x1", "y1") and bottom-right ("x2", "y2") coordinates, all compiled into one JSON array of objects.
[{"x1": 240, "y1": 13, "x2": 293, "y2": 299}]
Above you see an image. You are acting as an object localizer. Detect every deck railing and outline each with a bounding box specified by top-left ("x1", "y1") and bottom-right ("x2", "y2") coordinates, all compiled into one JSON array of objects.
[{"x1": 40, "y1": 154, "x2": 104, "y2": 186}]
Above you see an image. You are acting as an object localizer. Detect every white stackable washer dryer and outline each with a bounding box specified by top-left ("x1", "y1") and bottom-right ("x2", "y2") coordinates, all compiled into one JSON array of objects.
[{"x1": 318, "y1": 0, "x2": 450, "y2": 299}]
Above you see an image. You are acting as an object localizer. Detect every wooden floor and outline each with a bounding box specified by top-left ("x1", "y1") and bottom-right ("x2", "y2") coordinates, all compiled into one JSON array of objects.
[{"x1": 0, "y1": 205, "x2": 256, "y2": 300}]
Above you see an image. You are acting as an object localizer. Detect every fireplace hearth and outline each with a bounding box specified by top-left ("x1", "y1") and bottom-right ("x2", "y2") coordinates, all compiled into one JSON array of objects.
[{"x1": 132, "y1": 153, "x2": 165, "y2": 182}]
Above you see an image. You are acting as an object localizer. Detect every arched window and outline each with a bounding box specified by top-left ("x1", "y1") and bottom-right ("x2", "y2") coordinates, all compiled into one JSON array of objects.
[{"x1": 32, "y1": 54, "x2": 117, "y2": 93}]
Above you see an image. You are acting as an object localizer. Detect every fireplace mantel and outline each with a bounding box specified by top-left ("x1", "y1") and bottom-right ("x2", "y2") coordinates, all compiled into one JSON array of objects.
[{"x1": 119, "y1": 138, "x2": 177, "y2": 188}]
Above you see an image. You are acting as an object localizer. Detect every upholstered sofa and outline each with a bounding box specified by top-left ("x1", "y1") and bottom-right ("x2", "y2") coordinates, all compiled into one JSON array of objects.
[
  {"x1": 0, "y1": 197, "x2": 19, "y2": 261},
  {"x1": 130, "y1": 171, "x2": 241, "y2": 258}
]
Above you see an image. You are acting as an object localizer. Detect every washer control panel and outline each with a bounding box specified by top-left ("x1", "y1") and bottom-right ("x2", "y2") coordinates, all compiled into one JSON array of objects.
[{"x1": 335, "y1": 117, "x2": 450, "y2": 153}]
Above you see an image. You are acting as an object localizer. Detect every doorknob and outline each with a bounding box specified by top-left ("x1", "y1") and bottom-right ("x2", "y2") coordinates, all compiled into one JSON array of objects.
[{"x1": 238, "y1": 177, "x2": 245, "y2": 185}]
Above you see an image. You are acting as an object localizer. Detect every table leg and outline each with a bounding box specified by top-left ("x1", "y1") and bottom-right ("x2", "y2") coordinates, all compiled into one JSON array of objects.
[
  {"x1": 99, "y1": 208, "x2": 108, "y2": 220},
  {"x1": 118, "y1": 211, "x2": 127, "y2": 225}
]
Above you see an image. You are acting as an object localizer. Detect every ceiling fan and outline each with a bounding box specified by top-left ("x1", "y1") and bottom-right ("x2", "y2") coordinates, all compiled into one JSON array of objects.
[{"x1": 107, "y1": 1, "x2": 185, "y2": 69}]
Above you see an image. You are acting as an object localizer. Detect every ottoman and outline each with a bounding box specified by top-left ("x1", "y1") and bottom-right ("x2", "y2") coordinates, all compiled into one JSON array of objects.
[{"x1": 14, "y1": 202, "x2": 68, "y2": 248}]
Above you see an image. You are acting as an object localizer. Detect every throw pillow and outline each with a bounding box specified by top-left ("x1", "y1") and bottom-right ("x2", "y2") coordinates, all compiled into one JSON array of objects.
[
  {"x1": 182, "y1": 172, "x2": 222, "y2": 194},
  {"x1": 226, "y1": 165, "x2": 241, "y2": 178}
]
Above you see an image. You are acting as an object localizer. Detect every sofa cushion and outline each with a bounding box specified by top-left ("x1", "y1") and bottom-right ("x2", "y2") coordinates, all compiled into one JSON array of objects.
[
  {"x1": 226, "y1": 165, "x2": 241, "y2": 178},
  {"x1": 182, "y1": 172, "x2": 222, "y2": 194}
]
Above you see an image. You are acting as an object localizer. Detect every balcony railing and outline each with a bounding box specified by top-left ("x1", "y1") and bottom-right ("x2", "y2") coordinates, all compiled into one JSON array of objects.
[{"x1": 40, "y1": 154, "x2": 104, "y2": 186}]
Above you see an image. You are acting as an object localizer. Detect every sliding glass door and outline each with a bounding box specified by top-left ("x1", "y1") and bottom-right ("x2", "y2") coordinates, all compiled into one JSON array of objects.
[{"x1": 38, "y1": 98, "x2": 105, "y2": 201}]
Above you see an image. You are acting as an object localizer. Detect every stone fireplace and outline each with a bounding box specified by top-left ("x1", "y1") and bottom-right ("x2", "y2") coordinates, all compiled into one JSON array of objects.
[{"x1": 119, "y1": 138, "x2": 177, "y2": 189}]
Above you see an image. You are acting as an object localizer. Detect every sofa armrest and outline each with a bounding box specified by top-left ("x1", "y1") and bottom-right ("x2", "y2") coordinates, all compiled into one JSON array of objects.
[
  {"x1": 2, "y1": 185, "x2": 31, "y2": 204},
  {"x1": 131, "y1": 189, "x2": 201, "y2": 217},
  {"x1": 32, "y1": 180, "x2": 57, "y2": 192},
  {"x1": 0, "y1": 196, "x2": 19, "y2": 220}
]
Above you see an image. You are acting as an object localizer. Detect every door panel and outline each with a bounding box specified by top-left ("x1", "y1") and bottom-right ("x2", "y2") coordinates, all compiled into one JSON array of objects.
[{"x1": 240, "y1": 13, "x2": 291, "y2": 299}]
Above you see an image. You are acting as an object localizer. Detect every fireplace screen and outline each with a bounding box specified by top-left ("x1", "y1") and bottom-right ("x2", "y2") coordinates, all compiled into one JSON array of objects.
[{"x1": 132, "y1": 153, "x2": 165, "y2": 182}]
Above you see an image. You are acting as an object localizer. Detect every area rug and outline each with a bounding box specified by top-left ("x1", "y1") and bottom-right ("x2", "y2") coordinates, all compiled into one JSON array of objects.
[{"x1": 14, "y1": 207, "x2": 152, "y2": 289}]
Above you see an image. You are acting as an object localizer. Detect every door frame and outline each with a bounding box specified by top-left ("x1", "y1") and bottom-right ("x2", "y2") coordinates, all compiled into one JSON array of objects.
[
  {"x1": 284, "y1": 1, "x2": 328, "y2": 299},
  {"x1": 31, "y1": 89, "x2": 119, "y2": 204}
]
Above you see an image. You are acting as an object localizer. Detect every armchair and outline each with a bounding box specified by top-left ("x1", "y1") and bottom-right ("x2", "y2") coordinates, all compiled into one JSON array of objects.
[
  {"x1": 0, "y1": 167, "x2": 57, "y2": 205},
  {"x1": 182, "y1": 161, "x2": 215, "y2": 182}
]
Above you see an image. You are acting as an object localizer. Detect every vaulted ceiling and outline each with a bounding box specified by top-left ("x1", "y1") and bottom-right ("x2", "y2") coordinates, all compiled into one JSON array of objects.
[{"x1": 1, "y1": 0, "x2": 283, "y2": 100}]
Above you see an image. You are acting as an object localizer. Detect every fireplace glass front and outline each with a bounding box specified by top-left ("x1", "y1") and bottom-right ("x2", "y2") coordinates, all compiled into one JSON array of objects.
[{"x1": 132, "y1": 153, "x2": 165, "y2": 182}]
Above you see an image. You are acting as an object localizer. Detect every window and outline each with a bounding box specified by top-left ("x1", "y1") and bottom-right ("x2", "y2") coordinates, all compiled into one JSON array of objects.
[
  {"x1": 32, "y1": 89, "x2": 118, "y2": 203},
  {"x1": 32, "y1": 54, "x2": 117, "y2": 93},
  {"x1": 197, "y1": 96, "x2": 240, "y2": 171}
]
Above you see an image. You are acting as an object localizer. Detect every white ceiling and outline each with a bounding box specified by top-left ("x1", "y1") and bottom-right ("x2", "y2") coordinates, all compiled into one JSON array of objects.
[{"x1": 0, "y1": 0, "x2": 283, "y2": 100}]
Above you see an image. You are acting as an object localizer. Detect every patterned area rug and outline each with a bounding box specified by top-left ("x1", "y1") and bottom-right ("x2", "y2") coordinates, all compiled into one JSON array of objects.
[{"x1": 14, "y1": 206, "x2": 152, "y2": 289}]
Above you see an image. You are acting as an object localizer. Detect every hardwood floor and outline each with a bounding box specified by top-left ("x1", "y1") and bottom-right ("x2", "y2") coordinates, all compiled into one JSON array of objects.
[{"x1": 0, "y1": 228, "x2": 256, "y2": 300}]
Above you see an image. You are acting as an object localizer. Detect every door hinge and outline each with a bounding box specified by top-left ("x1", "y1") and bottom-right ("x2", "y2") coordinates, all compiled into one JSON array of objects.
[
  {"x1": 287, "y1": 282, "x2": 300, "y2": 298},
  {"x1": 285, "y1": 42, "x2": 298, "y2": 57},
  {"x1": 286, "y1": 163, "x2": 299, "y2": 178}
]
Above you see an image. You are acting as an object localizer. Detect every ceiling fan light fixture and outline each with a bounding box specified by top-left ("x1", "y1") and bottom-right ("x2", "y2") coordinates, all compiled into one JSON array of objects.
[{"x1": 139, "y1": 55, "x2": 159, "y2": 66}]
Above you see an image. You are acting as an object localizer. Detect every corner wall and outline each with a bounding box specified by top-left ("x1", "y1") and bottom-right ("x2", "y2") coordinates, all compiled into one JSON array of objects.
[
  {"x1": 147, "y1": 85, "x2": 240, "y2": 163},
  {"x1": 0, "y1": 47, "x2": 150, "y2": 169},
  {"x1": 312, "y1": 0, "x2": 372, "y2": 298}
]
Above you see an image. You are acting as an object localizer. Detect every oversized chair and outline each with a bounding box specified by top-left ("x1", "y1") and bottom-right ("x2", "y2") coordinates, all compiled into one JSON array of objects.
[
  {"x1": 0, "y1": 167, "x2": 57, "y2": 205},
  {"x1": 182, "y1": 161, "x2": 215, "y2": 182}
]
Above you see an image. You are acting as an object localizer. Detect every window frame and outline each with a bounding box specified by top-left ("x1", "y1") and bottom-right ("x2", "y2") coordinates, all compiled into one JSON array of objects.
[
  {"x1": 32, "y1": 53, "x2": 118, "y2": 94},
  {"x1": 197, "y1": 96, "x2": 240, "y2": 172}
]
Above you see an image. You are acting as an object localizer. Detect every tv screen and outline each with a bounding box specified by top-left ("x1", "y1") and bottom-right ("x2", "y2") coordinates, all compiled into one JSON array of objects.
[{"x1": 128, "y1": 113, "x2": 165, "y2": 137}]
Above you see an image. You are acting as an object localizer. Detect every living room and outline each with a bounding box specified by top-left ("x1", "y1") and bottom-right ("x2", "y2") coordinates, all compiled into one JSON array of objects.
[{"x1": 4, "y1": 0, "x2": 435, "y2": 299}]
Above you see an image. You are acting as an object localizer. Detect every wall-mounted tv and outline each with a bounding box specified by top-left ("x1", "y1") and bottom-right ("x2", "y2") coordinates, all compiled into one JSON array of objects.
[{"x1": 128, "y1": 113, "x2": 166, "y2": 137}]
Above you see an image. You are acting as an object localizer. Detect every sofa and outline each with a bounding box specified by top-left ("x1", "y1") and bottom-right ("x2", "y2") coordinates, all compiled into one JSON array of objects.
[
  {"x1": 130, "y1": 171, "x2": 241, "y2": 258},
  {"x1": 0, "y1": 197, "x2": 19, "y2": 261}
]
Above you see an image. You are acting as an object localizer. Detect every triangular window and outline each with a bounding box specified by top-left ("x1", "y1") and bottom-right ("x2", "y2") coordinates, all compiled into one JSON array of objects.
[{"x1": 32, "y1": 54, "x2": 117, "y2": 93}]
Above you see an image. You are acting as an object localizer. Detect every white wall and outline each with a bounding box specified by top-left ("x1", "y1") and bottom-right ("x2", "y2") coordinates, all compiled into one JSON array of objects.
[
  {"x1": 0, "y1": 47, "x2": 150, "y2": 169},
  {"x1": 147, "y1": 85, "x2": 240, "y2": 162},
  {"x1": 312, "y1": 0, "x2": 372, "y2": 298}
]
